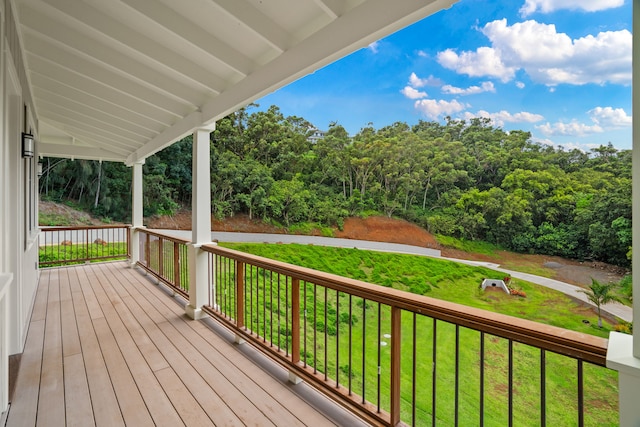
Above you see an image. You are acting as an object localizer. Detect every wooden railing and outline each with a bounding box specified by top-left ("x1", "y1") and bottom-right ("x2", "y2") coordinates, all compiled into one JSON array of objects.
[
  {"x1": 136, "y1": 229, "x2": 189, "y2": 298},
  {"x1": 200, "y1": 244, "x2": 616, "y2": 427},
  {"x1": 39, "y1": 225, "x2": 130, "y2": 267},
  {"x1": 127, "y1": 230, "x2": 616, "y2": 426}
]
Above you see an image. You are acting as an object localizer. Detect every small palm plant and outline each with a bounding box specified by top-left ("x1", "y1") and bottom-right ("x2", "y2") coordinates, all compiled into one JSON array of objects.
[{"x1": 580, "y1": 278, "x2": 621, "y2": 328}]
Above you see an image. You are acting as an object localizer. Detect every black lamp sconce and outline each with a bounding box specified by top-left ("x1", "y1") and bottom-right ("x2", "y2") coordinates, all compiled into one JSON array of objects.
[{"x1": 22, "y1": 132, "x2": 34, "y2": 158}]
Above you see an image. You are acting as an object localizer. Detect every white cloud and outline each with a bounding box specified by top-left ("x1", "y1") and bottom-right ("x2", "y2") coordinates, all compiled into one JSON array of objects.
[
  {"x1": 520, "y1": 0, "x2": 624, "y2": 17},
  {"x1": 536, "y1": 121, "x2": 603, "y2": 137},
  {"x1": 566, "y1": 142, "x2": 602, "y2": 152},
  {"x1": 409, "y1": 72, "x2": 441, "y2": 88},
  {"x1": 484, "y1": 20, "x2": 572, "y2": 66},
  {"x1": 531, "y1": 137, "x2": 555, "y2": 146},
  {"x1": 442, "y1": 81, "x2": 495, "y2": 95},
  {"x1": 531, "y1": 137, "x2": 605, "y2": 153},
  {"x1": 516, "y1": 81, "x2": 525, "y2": 89},
  {"x1": 414, "y1": 99, "x2": 467, "y2": 120},
  {"x1": 368, "y1": 41, "x2": 380, "y2": 53},
  {"x1": 437, "y1": 47, "x2": 516, "y2": 82},
  {"x1": 463, "y1": 109, "x2": 544, "y2": 127},
  {"x1": 588, "y1": 106, "x2": 631, "y2": 128},
  {"x1": 536, "y1": 106, "x2": 630, "y2": 137},
  {"x1": 437, "y1": 19, "x2": 631, "y2": 86},
  {"x1": 401, "y1": 86, "x2": 428, "y2": 99}
]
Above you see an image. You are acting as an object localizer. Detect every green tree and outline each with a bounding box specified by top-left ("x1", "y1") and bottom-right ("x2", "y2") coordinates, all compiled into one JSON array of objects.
[
  {"x1": 236, "y1": 159, "x2": 273, "y2": 219},
  {"x1": 580, "y1": 279, "x2": 621, "y2": 328},
  {"x1": 267, "y1": 176, "x2": 312, "y2": 226}
]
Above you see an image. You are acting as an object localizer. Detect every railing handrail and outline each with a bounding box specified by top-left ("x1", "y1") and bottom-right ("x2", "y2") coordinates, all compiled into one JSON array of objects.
[
  {"x1": 139, "y1": 228, "x2": 191, "y2": 245},
  {"x1": 136, "y1": 229, "x2": 189, "y2": 297},
  {"x1": 39, "y1": 224, "x2": 131, "y2": 267},
  {"x1": 40, "y1": 224, "x2": 132, "y2": 231},
  {"x1": 201, "y1": 242, "x2": 608, "y2": 366}
]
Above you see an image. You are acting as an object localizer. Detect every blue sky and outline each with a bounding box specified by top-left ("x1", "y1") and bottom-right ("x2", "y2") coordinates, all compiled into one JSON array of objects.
[{"x1": 256, "y1": 0, "x2": 632, "y2": 151}]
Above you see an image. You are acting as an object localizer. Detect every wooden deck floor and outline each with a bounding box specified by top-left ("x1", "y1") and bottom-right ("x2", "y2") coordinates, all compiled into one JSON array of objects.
[{"x1": 6, "y1": 261, "x2": 364, "y2": 427}]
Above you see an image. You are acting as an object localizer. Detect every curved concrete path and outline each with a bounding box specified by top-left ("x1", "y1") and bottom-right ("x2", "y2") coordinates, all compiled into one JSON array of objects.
[{"x1": 154, "y1": 229, "x2": 632, "y2": 323}]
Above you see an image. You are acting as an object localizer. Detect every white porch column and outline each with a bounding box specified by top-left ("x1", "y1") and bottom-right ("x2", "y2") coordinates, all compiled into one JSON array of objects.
[
  {"x1": 185, "y1": 128, "x2": 213, "y2": 320},
  {"x1": 129, "y1": 160, "x2": 144, "y2": 267},
  {"x1": 606, "y1": 2, "x2": 640, "y2": 426}
]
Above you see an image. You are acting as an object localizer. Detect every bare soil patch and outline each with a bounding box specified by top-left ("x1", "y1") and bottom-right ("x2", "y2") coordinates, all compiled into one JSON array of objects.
[
  {"x1": 335, "y1": 216, "x2": 439, "y2": 248},
  {"x1": 40, "y1": 201, "x2": 106, "y2": 226}
]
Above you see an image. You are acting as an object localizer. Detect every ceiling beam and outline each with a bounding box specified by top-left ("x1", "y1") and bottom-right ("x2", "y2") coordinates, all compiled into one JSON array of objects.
[
  {"x1": 31, "y1": 79, "x2": 169, "y2": 133},
  {"x1": 120, "y1": 0, "x2": 255, "y2": 76},
  {"x1": 20, "y1": 6, "x2": 208, "y2": 106},
  {"x1": 38, "y1": 110, "x2": 143, "y2": 151},
  {"x1": 211, "y1": 0, "x2": 290, "y2": 52},
  {"x1": 19, "y1": 5, "x2": 209, "y2": 106},
  {"x1": 42, "y1": 0, "x2": 228, "y2": 92},
  {"x1": 126, "y1": 110, "x2": 203, "y2": 165},
  {"x1": 25, "y1": 34, "x2": 194, "y2": 115},
  {"x1": 33, "y1": 88, "x2": 160, "y2": 139},
  {"x1": 37, "y1": 100, "x2": 155, "y2": 141},
  {"x1": 312, "y1": 0, "x2": 345, "y2": 18},
  {"x1": 29, "y1": 64, "x2": 183, "y2": 125},
  {"x1": 39, "y1": 142, "x2": 126, "y2": 162}
]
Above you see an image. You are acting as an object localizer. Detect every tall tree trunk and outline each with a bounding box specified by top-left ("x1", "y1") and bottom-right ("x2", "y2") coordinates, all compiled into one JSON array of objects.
[
  {"x1": 422, "y1": 177, "x2": 431, "y2": 210},
  {"x1": 94, "y1": 161, "x2": 102, "y2": 208}
]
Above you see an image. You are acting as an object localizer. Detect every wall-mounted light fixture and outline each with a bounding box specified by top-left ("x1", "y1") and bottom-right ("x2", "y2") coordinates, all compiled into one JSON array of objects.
[
  {"x1": 37, "y1": 162, "x2": 43, "y2": 177},
  {"x1": 22, "y1": 132, "x2": 34, "y2": 158}
]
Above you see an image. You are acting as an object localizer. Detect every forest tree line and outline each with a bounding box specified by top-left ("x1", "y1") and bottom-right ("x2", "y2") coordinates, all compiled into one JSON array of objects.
[{"x1": 39, "y1": 105, "x2": 632, "y2": 267}]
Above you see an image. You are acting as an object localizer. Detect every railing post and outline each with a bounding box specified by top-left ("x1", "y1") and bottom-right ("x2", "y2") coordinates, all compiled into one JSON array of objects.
[
  {"x1": 158, "y1": 238, "x2": 164, "y2": 279},
  {"x1": 145, "y1": 232, "x2": 150, "y2": 267},
  {"x1": 126, "y1": 226, "x2": 131, "y2": 259},
  {"x1": 291, "y1": 278, "x2": 300, "y2": 363},
  {"x1": 234, "y1": 260, "x2": 246, "y2": 345},
  {"x1": 236, "y1": 261, "x2": 245, "y2": 329},
  {"x1": 174, "y1": 242, "x2": 180, "y2": 288},
  {"x1": 390, "y1": 306, "x2": 402, "y2": 426},
  {"x1": 289, "y1": 278, "x2": 303, "y2": 384}
]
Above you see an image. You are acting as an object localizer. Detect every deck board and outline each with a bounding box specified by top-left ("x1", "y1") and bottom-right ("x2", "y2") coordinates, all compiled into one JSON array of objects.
[
  {"x1": 63, "y1": 353, "x2": 95, "y2": 426},
  {"x1": 37, "y1": 269, "x2": 65, "y2": 427},
  {"x1": 5, "y1": 320, "x2": 44, "y2": 427},
  {"x1": 6, "y1": 261, "x2": 365, "y2": 427},
  {"x1": 90, "y1": 268, "x2": 184, "y2": 427},
  {"x1": 70, "y1": 269, "x2": 124, "y2": 427},
  {"x1": 60, "y1": 269, "x2": 82, "y2": 358}
]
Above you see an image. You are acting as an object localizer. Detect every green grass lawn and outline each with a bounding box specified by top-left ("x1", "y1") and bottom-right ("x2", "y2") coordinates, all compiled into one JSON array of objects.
[
  {"x1": 220, "y1": 242, "x2": 618, "y2": 426},
  {"x1": 221, "y1": 242, "x2": 615, "y2": 337},
  {"x1": 39, "y1": 242, "x2": 128, "y2": 267}
]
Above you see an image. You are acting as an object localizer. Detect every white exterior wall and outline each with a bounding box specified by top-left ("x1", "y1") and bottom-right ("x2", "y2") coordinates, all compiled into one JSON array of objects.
[
  {"x1": 5, "y1": 38, "x2": 38, "y2": 356},
  {"x1": 0, "y1": 0, "x2": 40, "y2": 417}
]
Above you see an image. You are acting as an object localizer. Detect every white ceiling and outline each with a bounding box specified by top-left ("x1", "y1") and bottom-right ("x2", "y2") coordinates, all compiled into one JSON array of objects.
[{"x1": 17, "y1": 0, "x2": 457, "y2": 165}]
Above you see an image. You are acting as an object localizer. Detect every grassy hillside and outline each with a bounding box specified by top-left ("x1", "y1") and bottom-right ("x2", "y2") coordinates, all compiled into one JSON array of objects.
[{"x1": 221, "y1": 242, "x2": 616, "y2": 337}]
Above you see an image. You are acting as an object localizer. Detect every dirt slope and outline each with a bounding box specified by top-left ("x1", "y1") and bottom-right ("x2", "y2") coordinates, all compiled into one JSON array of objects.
[
  {"x1": 146, "y1": 211, "x2": 626, "y2": 287},
  {"x1": 41, "y1": 201, "x2": 626, "y2": 287}
]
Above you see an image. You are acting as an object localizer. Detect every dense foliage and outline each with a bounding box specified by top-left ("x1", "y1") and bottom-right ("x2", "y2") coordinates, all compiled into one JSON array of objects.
[{"x1": 39, "y1": 104, "x2": 632, "y2": 266}]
